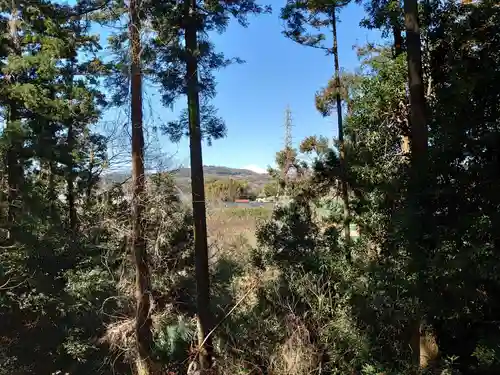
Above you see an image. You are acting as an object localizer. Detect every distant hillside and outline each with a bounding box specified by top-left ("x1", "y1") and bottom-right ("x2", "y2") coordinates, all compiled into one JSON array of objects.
[
  {"x1": 101, "y1": 165, "x2": 270, "y2": 195},
  {"x1": 175, "y1": 165, "x2": 268, "y2": 178},
  {"x1": 176, "y1": 166, "x2": 270, "y2": 194}
]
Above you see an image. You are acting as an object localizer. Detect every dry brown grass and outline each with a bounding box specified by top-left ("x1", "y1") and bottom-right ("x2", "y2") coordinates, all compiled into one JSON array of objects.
[
  {"x1": 420, "y1": 329, "x2": 439, "y2": 369},
  {"x1": 269, "y1": 316, "x2": 320, "y2": 375},
  {"x1": 231, "y1": 266, "x2": 281, "y2": 313},
  {"x1": 101, "y1": 313, "x2": 171, "y2": 356},
  {"x1": 206, "y1": 206, "x2": 272, "y2": 261},
  {"x1": 206, "y1": 206, "x2": 327, "y2": 375},
  {"x1": 103, "y1": 205, "x2": 274, "y2": 374}
]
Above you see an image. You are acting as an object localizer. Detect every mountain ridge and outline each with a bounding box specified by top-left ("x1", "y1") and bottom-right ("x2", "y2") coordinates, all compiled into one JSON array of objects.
[{"x1": 101, "y1": 165, "x2": 271, "y2": 194}]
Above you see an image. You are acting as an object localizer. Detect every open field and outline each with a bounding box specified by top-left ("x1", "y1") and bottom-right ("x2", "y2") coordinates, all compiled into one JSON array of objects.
[
  {"x1": 205, "y1": 202, "x2": 359, "y2": 256},
  {"x1": 206, "y1": 205, "x2": 273, "y2": 261}
]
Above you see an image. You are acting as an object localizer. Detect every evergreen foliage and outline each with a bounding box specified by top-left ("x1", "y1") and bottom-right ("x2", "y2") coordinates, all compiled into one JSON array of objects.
[{"x1": 1, "y1": 0, "x2": 500, "y2": 374}]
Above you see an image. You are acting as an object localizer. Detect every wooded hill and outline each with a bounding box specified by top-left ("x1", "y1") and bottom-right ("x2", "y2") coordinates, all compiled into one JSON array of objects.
[{"x1": 101, "y1": 166, "x2": 270, "y2": 194}]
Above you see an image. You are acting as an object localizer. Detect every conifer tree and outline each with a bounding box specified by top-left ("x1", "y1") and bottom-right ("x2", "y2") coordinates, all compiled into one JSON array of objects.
[
  {"x1": 92, "y1": 1, "x2": 157, "y2": 370},
  {"x1": 148, "y1": 0, "x2": 270, "y2": 369},
  {"x1": 0, "y1": 1, "x2": 108, "y2": 373},
  {"x1": 404, "y1": 0, "x2": 428, "y2": 369},
  {"x1": 281, "y1": 0, "x2": 351, "y2": 242},
  {"x1": 3, "y1": 0, "x2": 23, "y2": 226},
  {"x1": 128, "y1": 0, "x2": 155, "y2": 371}
]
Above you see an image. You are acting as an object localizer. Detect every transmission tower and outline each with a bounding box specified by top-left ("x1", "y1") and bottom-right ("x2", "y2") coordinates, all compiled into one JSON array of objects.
[
  {"x1": 284, "y1": 105, "x2": 293, "y2": 151},
  {"x1": 281, "y1": 105, "x2": 294, "y2": 193}
]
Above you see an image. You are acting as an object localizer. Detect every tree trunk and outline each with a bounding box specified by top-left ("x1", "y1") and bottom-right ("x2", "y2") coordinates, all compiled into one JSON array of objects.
[
  {"x1": 66, "y1": 121, "x2": 77, "y2": 232},
  {"x1": 66, "y1": 62, "x2": 77, "y2": 232},
  {"x1": 404, "y1": 0, "x2": 427, "y2": 157},
  {"x1": 6, "y1": 107, "x2": 20, "y2": 225},
  {"x1": 185, "y1": 0, "x2": 214, "y2": 370},
  {"x1": 390, "y1": 3, "x2": 410, "y2": 155},
  {"x1": 129, "y1": 0, "x2": 155, "y2": 372},
  {"x1": 85, "y1": 147, "x2": 95, "y2": 206},
  {"x1": 404, "y1": 0, "x2": 428, "y2": 370},
  {"x1": 393, "y1": 25, "x2": 403, "y2": 57},
  {"x1": 347, "y1": 100, "x2": 355, "y2": 144},
  {"x1": 332, "y1": 8, "x2": 351, "y2": 247},
  {"x1": 48, "y1": 159, "x2": 56, "y2": 218},
  {"x1": 404, "y1": 0, "x2": 428, "y2": 205},
  {"x1": 44, "y1": 119, "x2": 57, "y2": 218},
  {"x1": 6, "y1": 0, "x2": 22, "y2": 225}
]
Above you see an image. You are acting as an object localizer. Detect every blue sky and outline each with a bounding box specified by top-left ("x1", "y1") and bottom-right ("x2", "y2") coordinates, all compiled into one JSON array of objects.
[{"x1": 98, "y1": 0, "x2": 382, "y2": 172}]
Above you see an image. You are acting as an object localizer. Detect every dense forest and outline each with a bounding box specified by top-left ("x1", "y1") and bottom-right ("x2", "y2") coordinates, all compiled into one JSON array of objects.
[{"x1": 1, "y1": 0, "x2": 500, "y2": 374}]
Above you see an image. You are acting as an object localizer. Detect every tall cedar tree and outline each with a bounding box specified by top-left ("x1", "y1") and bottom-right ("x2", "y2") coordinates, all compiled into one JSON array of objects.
[
  {"x1": 128, "y1": 0, "x2": 155, "y2": 372},
  {"x1": 96, "y1": 0, "x2": 156, "y2": 369},
  {"x1": 5, "y1": 0, "x2": 22, "y2": 226},
  {"x1": 0, "y1": 1, "x2": 107, "y2": 372},
  {"x1": 63, "y1": 58, "x2": 78, "y2": 232},
  {"x1": 331, "y1": 9, "x2": 350, "y2": 245},
  {"x1": 1, "y1": 1, "x2": 105, "y2": 229},
  {"x1": 404, "y1": 0, "x2": 428, "y2": 369},
  {"x1": 184, "y1": 1, "x2": 214, "y2": 368},
  {"x1": 149, "y1": 0, "x2": 270, "y2": 369},
  {"x1": 281, "y1": 0, "x2": 351, "y2": 244}
]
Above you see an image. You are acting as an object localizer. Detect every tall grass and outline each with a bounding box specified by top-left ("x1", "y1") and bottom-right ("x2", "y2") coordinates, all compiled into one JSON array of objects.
[{"x1": 207, "y1": 206, "x2": 273, "y2": 255}]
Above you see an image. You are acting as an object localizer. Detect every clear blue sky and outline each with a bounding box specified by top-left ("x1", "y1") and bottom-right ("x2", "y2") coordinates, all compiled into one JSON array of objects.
[{"x1": 99, "y1": 0, "x2": 382, "y2": 172}]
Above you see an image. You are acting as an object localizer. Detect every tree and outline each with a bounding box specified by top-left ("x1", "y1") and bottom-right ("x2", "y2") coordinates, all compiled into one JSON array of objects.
[
  {"x1": 268, "y1": 142, "x2": 307, "y2": 199},
  {"x1": 149, "y1": 0, "x2": 270, "y2": 369},
  {"x1": 183, "y1": 4, "x2": 215, "y2": 368},
  {"x1": 356, "y1": 0, "x2": 412, "y2": 153},
  {"x1": 281, "y1": 0, "x2": 351, "y2": 242},
  {"x1": 0, "y1": 2, "x2": 112, "y2": 373},
  {"x1": 357, "y1": 0, "x2": 404, "y2": 57},
  {"x1": 403, "y1": 0, "x2": 428, "y2": 369},
  {"x1": 95, "y1": 0, "x2": 157, "y2": 370},
  {"x1": 315, "y1": 71, "x2": 362, "y2": 118},
  {"x1": 128, "y1": 0, "x2": 155, "y2": 371},
  {"x1": 331, "y1": 9, "x2": 351, "y2": 244},
  {"x1": 206, "y1": 178, "x2": 251, "y2": 202},
  {"x1": 261, "y1": 181, "x2": 279, "y2": 198},
  {"x1": 4, "y1": 0, "x2": 23, "y2": 226},
  {"x1": 424, "y1": 3, "x2": 500, "y2": 371}
]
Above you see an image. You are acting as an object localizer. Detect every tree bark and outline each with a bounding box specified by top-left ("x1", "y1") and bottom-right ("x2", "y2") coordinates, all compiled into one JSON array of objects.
[
  {"x1": 66, "y1": 121, "x2": 77, "y2": 232},
  {"x1": 6, "y1": 0, "x2": 22, "y2": 225},
  {"x1": 404, "y1": 0, "x2": 428, "y2": 370},
  {"x1": 404, "y1": 0, "x2": 427, "y2": 160},
  {"x1": 185, "y1": 0, "x2": 214, "y2": 370},
  {"x1": 85, "y1": 147, "x2": 95, "y2": 206},
  {"x1": 393, "y1": 25, "x2": 403, "y2": 57},
  {"x1": 66, "y1": 61, "x2": 77, "y2": 232},
  {"x1": 6, "y1": 107, "x2": 20, "y2": 225},
  {"x1": 389, "y1": 3, "x2": 410, "y2": 155},
  {"x1": 48, "y1": 159, "x2": 56, "y2": 217},
  {"x1": 129, "y1": 0, "x2": 155, "y2": 372},
  {"x1": 332, "y1": 8, "x2": 351, "y2": 247}
]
